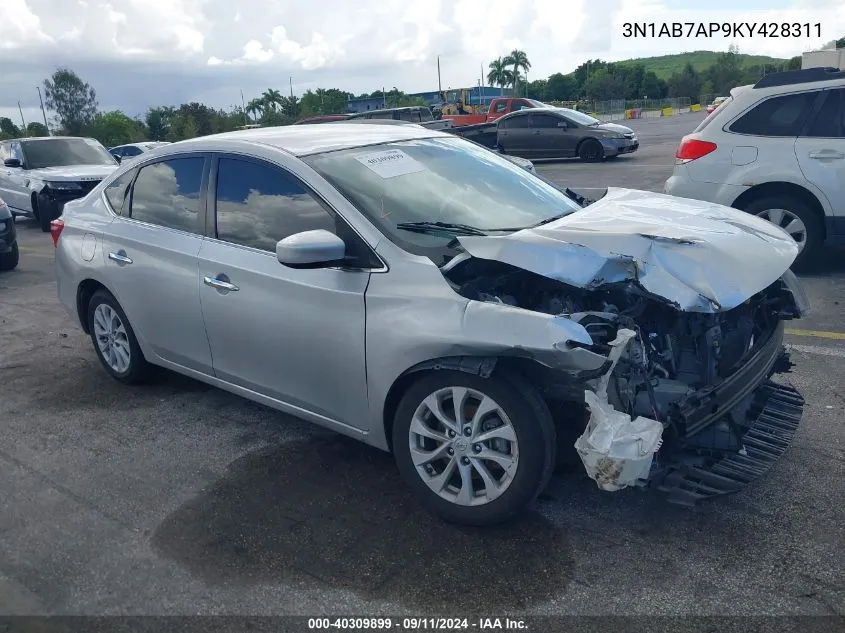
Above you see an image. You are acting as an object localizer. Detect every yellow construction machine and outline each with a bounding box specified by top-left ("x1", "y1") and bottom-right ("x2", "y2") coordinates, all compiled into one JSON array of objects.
[{"x1": 439, "y1": 89, "x2": 483, "y2": 115}]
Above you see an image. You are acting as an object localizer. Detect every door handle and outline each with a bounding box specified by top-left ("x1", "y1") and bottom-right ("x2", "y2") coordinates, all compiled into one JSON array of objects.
[
  {"x1": 808, "y1": 149, "x2": 845, "y2": 159},
  {"x1": 203, "y1": 275, "x2": 239, "y2": 292},
  {"x1": 108, "y1": 251, "x2": 133, "y2": 265}
]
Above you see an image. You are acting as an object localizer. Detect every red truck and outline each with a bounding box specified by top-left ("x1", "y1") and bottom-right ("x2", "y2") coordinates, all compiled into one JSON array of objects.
[{"x1": 442, "y1": 97, "x2": 549, "y2": 127}]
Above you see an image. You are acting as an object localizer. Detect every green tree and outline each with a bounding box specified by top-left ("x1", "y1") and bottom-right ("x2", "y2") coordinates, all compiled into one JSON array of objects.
[
  {"x1": 526, "y1": 79, "x2": 547, "y2": 100},
  {"x1": 86, "y1": 110, "x2": 145, "y2": 147},
  {"x1": 640, "y1": 71, "x2": 667, "y2": 99},
  {"x1": 0, "y1": 117, "x2": 20, "y2": 139},
  {"x1": 145, "y1": 106, "x2": 175, "y2": 140},
  {"x1": 503, "y1": 49, "x2": 531, "y2": 96},
  {"x1": 786, "y1": 56, "x2": 802, "y2": 70},
  {"x1": 836, "y1": 36, "x2": 844, "y2": 48},
  {"x1": 26, "y1": 122, "x2": 50, "y2": 137},
  {"x1": 262, "y1": 88, "x2": 284, "y2": 112},
  {"x1": 280, "y1": 95, "x2": 300, "y2": 118},
  {"x1": 706, "y1": 46, "x2": 744, "y2": 94},
  {"x1": 246, "y1": 98, "x2": 264, "y2": 123},
  {"x1": 583, "y1": 69, "x2": 627, "y2": 100},
  {"x1": 487, "y1": 57, "x2": 511, "y2": 89},
  {"x1": 43, "y1": 67, "x2": 99, "y2": 135},
  {"x1": 545, "y1": 73, "x2": 577, "y2": 101},
  {"x1": 167, "y1": 113, "x2": 198, "y2": 141},
  {"x1": 667, "y1": 62, "x2": 702, "y2": 98}
]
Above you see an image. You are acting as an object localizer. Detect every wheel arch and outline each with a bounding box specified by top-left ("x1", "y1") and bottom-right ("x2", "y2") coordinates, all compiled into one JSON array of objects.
[
  {"x1": 732, "y1": 181, "x2": 828, "y2": 240},
  {"x1": 380, "y1": 354, "x2": 582, "y2": 453},
  {"x1": 76, "y1": 278, "x2": 117, "y2": 334}
]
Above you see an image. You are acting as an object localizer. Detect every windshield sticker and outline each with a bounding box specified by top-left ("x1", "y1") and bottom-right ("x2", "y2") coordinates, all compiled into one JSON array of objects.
[{"x1": 353, "y1": 149, "x2": 426, "y2": 179}]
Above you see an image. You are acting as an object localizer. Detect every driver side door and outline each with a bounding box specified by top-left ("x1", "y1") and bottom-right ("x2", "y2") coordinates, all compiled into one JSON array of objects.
[
  {"x1": 1, "y1": 142, "x2": 32, "y2": 213},
  {"x1": 197, "y1": 153, "x2": 382, "y2": 431}
]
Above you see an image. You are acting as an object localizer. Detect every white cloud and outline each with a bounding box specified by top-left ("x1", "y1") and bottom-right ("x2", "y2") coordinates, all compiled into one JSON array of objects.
[{"x1": 1, "y1": 0, "x2": 844, "y2": 123}]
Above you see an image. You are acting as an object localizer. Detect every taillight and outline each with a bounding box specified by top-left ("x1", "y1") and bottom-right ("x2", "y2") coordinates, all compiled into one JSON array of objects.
[
  {"x1": 50, "y1": 219, "x2": 65, "y2": 248},
  {"x1": 675, "y1": 137, "x2": 717, "y2": 161}
]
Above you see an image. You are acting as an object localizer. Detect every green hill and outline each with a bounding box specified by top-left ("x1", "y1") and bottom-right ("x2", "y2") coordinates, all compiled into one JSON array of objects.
[{"x1": 614, "y1": 51, "x2": 788, "y2": 80}]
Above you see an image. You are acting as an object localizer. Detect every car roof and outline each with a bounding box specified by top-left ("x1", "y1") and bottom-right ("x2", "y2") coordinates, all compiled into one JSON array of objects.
[
  {"x1": 5, "y1": 136, "x2": 96, "y2": 143},
  {"x1": 170, "y1": 123, "x2": 446, "y2": 157},
  {"x1": 497, "y1": 107, "x2": 562, "y2": 121}
]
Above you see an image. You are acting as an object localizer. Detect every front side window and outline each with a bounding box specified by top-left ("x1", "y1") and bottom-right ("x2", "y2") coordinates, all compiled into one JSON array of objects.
[
  {"x1": 104, "y1": 169, "x2": 137, "y2": 216},
  {"x1": 531, "y1": 114, "x2": 562, "y2": 129},
  {"x1": 0, "y1": 143, "x2": 10, "y2": 162},
  {"x1": 214, "y1": 157, "x2": 379, "y2": 267},
  {"x1": 303, "y1": 137, "x2": 582, "y2": 262},
  {"x1": 493, "y1": 101, "x2": 508, "y2": 113},
  {"x1": 501, "y1": 115, "x2": 530, "y2": 129},
  {"x1": 729, "y1": 92, "x2": 817, "y2": 136},
  {"x1": 123, "y1": 146, "x2": 143, "y2": 157},
  {"x1": 129, "y1": 157, "x2": 204, "y2": 232},
  {"x1": 20, "y1": 138, "x2": 117, "y2": 169}
]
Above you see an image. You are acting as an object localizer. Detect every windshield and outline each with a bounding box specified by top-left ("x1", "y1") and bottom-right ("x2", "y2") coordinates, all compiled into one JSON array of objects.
[
  {"x1": 303, "y1": 137, "x2": 582, "y2": 261},
  {"x1": 556, "y1": 108, "x2": 601, "y2": 126},
  {"x1": 21, "y1": 138, "x2": 117, "y2": 169}
]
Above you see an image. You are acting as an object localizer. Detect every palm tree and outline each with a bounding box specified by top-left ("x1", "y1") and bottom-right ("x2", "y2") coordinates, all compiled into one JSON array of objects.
[
  {"x1": 503, "y1": 49, "x2": 531, "y2": 96},
  {"x1": 246, "y1": 98, "x2": 264, "y2": 123},
  {"x1": 487, "y1": 57, "x2": 510, "y2": 89},
  {"x1": 261, "y1": 88, "x2": 284, "y2": 112}
]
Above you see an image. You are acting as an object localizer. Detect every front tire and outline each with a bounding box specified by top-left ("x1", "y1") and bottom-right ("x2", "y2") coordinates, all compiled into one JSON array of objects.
[
  {"x1": 0, "y1": 242, "x2": 19, "y2": 271},
  {"x1": 578, "y1": 138, "x2": 604, "y2": 162},
  {"x1": 87, "y1": 289, "x2": 151, "y2": 384},
  {"x1": 743, "y1": 195, "x2": 823, "y2": 272},
  {"x1": 36, "y1": 194, "x2": 58, "y2": 233},
  {"x1": 392, "y1": 369, "x2": 556, "y2": 526}
]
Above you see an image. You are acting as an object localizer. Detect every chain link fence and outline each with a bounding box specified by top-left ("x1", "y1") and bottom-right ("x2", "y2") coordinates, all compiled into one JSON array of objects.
[{"x1": 547, "y1": 97, "x2": 694, "y2": 120}]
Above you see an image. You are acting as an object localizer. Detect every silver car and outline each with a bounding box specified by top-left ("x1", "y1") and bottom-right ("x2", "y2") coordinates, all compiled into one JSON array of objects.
[{"x1": 54, "y1": 124, "x2": 809, "y2": 525}]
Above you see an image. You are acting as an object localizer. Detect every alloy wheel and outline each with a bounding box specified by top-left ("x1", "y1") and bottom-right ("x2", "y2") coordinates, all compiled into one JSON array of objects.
[
  {"x1": 93, "y1": 303, "x2": 132, "y2": 374},
  {"x1": 408, "y1": 386, "x2": 519, "y2": 506},
  {"x1": 755, "y1": 208, "x2": 808, "y2": 253}
]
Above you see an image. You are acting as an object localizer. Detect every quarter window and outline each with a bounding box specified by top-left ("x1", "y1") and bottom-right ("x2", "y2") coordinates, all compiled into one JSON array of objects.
[
  {"x1": 805, "y1": 89, "x2": 844, "y2": 138},
  {"x1": 729, "y1": 92, "x2": 817, "y2": 137},
  {"x1": 129, "y1": 157, "x2": 205, "y2": 232},
  {"x1": 104, "y1": 169, "x2": 136, "y2": 216},
  {"x1": 501, "y1": 115, "x2": 530, "y2": 129}
]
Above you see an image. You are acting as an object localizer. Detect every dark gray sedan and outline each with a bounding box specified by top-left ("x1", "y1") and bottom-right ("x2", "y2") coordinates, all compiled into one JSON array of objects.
[{"x1": 496, "y1": 107, "x2": 639, "y2": 161}]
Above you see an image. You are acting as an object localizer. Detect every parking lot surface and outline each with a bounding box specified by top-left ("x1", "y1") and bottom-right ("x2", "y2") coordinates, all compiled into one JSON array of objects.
[{"x1": 1, "y1": 112, "x2": 844, "y2": 616}]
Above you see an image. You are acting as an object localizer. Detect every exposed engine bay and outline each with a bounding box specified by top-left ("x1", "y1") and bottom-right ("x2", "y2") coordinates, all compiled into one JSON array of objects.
[{"x1": 444, "y1": 256, "x2": 807, "y2": 502}]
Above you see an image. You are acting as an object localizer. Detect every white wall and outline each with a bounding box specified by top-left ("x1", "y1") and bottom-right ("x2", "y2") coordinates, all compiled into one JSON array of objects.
[{"x1": 802, "y1": 49, "x2": 845, "y2": 71}]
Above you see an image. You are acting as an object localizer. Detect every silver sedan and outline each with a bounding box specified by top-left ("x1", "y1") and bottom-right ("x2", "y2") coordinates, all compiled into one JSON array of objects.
[{"x1": 53, "y1": 124, "x2": 807, "y2": 525}]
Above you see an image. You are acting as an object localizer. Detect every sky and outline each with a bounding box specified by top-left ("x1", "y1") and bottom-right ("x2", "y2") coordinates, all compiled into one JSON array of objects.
[{"x1": 1, "y1": 0, "x2": 843, "y2": 126}]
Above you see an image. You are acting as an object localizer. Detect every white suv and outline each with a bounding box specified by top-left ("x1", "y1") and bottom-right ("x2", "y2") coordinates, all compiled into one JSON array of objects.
[{"x1": 664, "y1": 67, "x2": 845, "y2": 270}]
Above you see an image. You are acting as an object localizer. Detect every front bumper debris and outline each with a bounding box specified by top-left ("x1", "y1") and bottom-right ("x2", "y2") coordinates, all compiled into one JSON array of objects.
[{"x1": 651, "y1": 380, "x2": 804, "y2": 505}]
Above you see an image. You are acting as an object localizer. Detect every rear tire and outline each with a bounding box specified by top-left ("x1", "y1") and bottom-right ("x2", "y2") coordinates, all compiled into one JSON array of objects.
[
  {"x1": 578, "y1": 138, "x2": 604, "y2": 162},
  {"x1": 392, "y1": 369, "x2": 556, "y2": 526},
  {"x1": 87, "y1": 289, "x2": 152, "y2": 385},
  {"x1": 0, "y1": 242, "x2": 18, "y2": 271},
  {"x1": 742, "y1": 195, "x2": 823, "y2": 272}
]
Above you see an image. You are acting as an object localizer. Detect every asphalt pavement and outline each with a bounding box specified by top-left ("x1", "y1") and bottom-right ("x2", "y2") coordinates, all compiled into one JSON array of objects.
[{"x1": 1, "y1": 112, "x2": 843, "y2": 617}]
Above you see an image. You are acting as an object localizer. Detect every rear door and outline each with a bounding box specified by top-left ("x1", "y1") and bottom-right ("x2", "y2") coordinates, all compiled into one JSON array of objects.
[
  {"x1": 795, "y1": 88, "x2": 845, "y2": 217},
  {"x1": 100, "y1": 153, "x2": 214, "y2": 374},
  {"x1": 497, "y1": 114, "x2": 532, "y2": 155},
  {"x1": 2, "y1": 142, "x2": 31, "y2": 212}
]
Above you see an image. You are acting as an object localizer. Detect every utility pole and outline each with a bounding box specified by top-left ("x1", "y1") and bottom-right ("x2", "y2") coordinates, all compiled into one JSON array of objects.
[
  {"x1": 437, "y1": 56, "x2": 442, "y2": 93},
  {"x1": 240, "y1": 90, "x2": 248, "y2": 125},
  {"x1": 17, "y1": 102, "x2": 26, "y2": 131},
  {"x1": 36, "y1": 87, "x2": 50, "y2": 134},
  {"x1": 289, "y1": 76, "x2": 294, "y2": 98}
]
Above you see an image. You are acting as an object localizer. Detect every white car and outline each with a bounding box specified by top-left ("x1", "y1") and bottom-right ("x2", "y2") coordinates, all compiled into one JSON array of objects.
[
  {"x1": 109, "y1": 141, "x2": 171, "y2": 163},
  {"x1": 665, "y1": 67, "x2": 845, "y2": 270},
  {"x1": 0, "y1": 137, "x2": 120, "y2": 232}
]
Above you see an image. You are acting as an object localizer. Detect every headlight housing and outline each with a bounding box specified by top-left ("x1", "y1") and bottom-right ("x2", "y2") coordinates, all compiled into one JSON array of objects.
[{"x1": 44, "y1": 181, "x2": 83, "y2": 191}]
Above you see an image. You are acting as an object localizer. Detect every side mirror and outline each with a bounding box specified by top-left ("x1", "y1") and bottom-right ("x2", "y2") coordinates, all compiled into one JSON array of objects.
[
  {"x1": 4, "y1": 158, "x2": 22, "y2": 168},
  {"x1": 276, "y1": 229, "x2": 346, "y2": 268}
]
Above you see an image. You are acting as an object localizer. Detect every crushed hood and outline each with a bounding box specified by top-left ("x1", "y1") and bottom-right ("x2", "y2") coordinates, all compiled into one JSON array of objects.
[{"x1": 457, "y1": 187, "x2": 799, "y2": 313}]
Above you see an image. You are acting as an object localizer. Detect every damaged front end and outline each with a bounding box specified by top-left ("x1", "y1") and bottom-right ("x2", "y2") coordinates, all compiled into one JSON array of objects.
[{"x1": 443, "y1": 248, "x2": 809, "y2": 505}]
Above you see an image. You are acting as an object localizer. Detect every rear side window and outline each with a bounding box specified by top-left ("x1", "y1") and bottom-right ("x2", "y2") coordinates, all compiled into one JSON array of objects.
[
  {"x1": 501, "y1": 115, "x2": 529, "y2": 129},
  {"x1": 104, "y1": 169, "x2": 136, "y2": 215},
  {"x1": 129, "y1": 157, "x2": 205, "y2": 233},
  {"x1": 804, "y1": 89, "x2": 844, "y2": 138},
  {"x1": 729, "y1": 92, "x2": 816, "y2": 137},
  {"x1": 530, "y1": 114, "x2": 561, "y2": 129}
]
